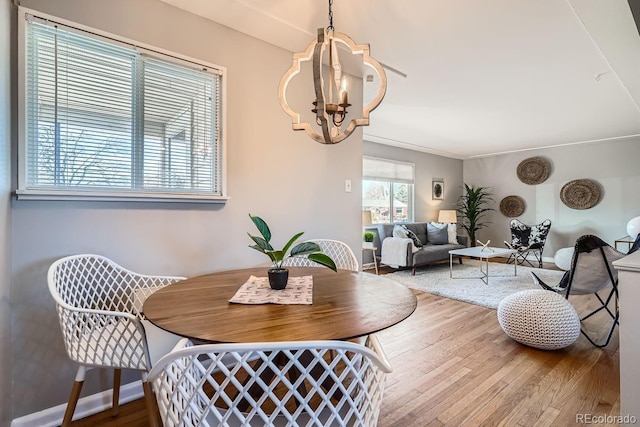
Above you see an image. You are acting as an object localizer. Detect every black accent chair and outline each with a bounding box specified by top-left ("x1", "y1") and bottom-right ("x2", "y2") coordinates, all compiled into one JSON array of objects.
[
  {"x1": 628, "y1": 233, "x2": 640, "y2": 255},
  {"x1": 530, "y1": 235, "x2": 626, "y2": 348},
  {"x1": 504, "y1": 219, "x2": 551, "y2": 268}
]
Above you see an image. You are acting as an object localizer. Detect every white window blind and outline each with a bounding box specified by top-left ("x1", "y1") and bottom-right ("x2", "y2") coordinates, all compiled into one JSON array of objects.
[
  {"x1": 363, "y1": 157, "x2": 414, "y2": 183},
  {"x1": 20, "y1": 13, "x2": 224, "y2": 201}
]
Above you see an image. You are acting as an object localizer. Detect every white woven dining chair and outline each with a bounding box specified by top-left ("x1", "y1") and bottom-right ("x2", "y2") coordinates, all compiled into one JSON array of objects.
[
  {"x1": 283, "y1": 239, "x2": 359, "y2": 271},
  {"x1": 148, "y1": 335, "x2": 392, "y2": 427},
  {"x1": 47, "y1": 254, "x2": 186, "y2": 426}
]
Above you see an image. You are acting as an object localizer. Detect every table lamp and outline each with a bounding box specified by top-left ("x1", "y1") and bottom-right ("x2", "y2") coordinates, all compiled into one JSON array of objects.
[
  {"x1": 438, "y1": 210, "x2": 457, "y2": 224},
  {"x1": 362, "y1": 210, "x2": 373, "y2": 226}
]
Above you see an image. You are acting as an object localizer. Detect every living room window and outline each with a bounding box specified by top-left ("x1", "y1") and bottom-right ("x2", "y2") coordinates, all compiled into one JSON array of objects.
[
  {"x1": 362, "y1": 157, "x2": 414, "y2": 223},
  {"x1": 18, "y1": 10, "x2": 226, "y2": 202}
]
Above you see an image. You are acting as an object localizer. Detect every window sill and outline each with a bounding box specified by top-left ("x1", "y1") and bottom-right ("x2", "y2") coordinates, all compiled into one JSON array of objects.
[{"x1": 15, "y1": 189, "x2": 229, "y2": 204}]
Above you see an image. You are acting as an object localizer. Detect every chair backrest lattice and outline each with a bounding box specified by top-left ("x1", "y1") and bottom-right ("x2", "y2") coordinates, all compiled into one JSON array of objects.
[
  {"x1": 48, "y1": 254, "x2": 184, "y2": 371},
  {"x1": 149, "y1": 336, "x2": 391, "y2": 427},
  {"x1": 283, "y1": 239, "x2": 359, "y2": 271},
  {"x1": 50, "y1": 255, "x2": 181, "y2": 319}
]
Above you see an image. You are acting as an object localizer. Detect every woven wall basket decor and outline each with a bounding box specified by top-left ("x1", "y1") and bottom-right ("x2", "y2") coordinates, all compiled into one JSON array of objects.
[
  {"x1": 500, "y1": 195, "x2": 525, "y2": 217},
  {"x1": 517, "y1": 157, "x2": 550, "y2": 185},
  {"x1": 560, "y1": 179, "x2": 600, "y2": 210}
]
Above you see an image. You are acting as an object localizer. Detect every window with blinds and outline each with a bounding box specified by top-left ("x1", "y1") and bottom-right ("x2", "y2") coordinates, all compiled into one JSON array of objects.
[
  {"x1": 19, "y1": 12, "x2": 225, "y2": 201},
  {"x1": 362, "y1": 157, "x2": 415, "y2": 223}
]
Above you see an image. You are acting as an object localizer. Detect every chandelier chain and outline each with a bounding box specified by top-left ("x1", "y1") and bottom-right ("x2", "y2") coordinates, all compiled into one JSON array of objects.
[{"x1": 327, "y1": 0, "x2": 334, "y2": 30}]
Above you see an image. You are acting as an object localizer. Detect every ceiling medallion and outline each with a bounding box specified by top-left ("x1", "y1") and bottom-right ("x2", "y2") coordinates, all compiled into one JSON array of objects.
[{"x1": 278, "y1": 0, "x2": 387, "y2": 144}]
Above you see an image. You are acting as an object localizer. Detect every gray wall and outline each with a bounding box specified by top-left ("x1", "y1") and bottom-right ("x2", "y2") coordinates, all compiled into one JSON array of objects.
[
  {"x1": 463, "y1": 138, "x2": 640, "y2": 259},
  {"x1": 11, "y1": 0, "x2": 364, "y2": 418},
  {"x1": 10, "y1": 0, "x2": 635, "y2": 421},
  {"x1": 1, "y1": 0, "x2": 14, "y2": 425},
  {"x1": 364, "y1": 141, "x2": 464, "y2": 222}
]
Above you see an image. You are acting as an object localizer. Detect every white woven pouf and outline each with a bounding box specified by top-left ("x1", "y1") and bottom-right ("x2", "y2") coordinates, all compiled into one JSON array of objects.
[{"x1": 497, "y1": 289, "x2": 580, "y2": 350}]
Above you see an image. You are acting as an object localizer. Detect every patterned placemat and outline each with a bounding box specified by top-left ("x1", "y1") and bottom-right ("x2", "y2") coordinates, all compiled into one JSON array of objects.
[{"x1": 229, "y1": 275, "x2": 313, "y2": 305}]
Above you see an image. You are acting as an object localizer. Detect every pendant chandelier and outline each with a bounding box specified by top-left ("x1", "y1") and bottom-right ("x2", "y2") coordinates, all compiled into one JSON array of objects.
[{"x1": 278, "y1": 0, "x2": 387, "y2": 145}]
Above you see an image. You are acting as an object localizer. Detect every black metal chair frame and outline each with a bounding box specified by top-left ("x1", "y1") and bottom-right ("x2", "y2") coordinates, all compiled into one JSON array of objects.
[
  {"x1": 505, "y1": 219, "x2": 551, "y2": 269},
  {"x1": 628, "y1": 233, "x2": 640, "y2": 255},
  {"x1": 532, "y1": 235, "x2": 625, "y2": 348}
]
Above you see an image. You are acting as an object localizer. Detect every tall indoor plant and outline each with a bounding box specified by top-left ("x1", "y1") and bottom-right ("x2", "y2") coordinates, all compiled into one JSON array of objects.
[
  {"x1": 247, "y1": 214, "x2": 337, "y2": 289},
  {"x1": 455, "y1": 184, "x2": 494, "y2": 247}
]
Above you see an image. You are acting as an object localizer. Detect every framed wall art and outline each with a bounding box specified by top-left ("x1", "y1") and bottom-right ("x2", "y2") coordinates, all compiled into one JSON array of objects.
[{"x1": 432, "y1": 180, "x2": 444, "y2": 200}]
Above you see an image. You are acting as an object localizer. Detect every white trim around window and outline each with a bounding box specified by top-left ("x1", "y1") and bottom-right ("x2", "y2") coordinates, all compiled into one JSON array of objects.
[
  {"x1": 363, "y1": 156, "x2": 415, "y2": 223},
  {"x1": 17, "y1": 7, "x2": 228, "y2": 203}
]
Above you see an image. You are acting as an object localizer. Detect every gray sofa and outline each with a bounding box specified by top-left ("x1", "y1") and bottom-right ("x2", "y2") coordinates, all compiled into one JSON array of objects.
[{"x1": 366, "y1": 222, "x2": 468, "y2": 275}]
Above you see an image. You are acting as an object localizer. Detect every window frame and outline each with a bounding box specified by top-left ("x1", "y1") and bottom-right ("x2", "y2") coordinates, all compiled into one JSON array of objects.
[
  {"x1": 17, "y1": 7, "x2": 228, "y2": 203},
  {"x1": 362, "y1": 156, "x2": 415, "y2": 224}
]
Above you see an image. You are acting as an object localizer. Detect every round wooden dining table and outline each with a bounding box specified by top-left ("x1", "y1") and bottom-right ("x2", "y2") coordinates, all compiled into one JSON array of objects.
[{"x1": 143, "y1": 267, "x2": 417, "y2": 343}]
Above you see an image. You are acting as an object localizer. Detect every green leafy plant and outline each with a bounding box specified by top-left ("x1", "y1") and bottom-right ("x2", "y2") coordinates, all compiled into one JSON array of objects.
[
  {"x1": 455, "y1": 184, "x2": 494, "y2": 247},
  {"x1": 363, "y1": 231, "x2": 375, "y2": 243},
  {"x1": 247, "y1": 214, "x2": 337, "y2": 271}
]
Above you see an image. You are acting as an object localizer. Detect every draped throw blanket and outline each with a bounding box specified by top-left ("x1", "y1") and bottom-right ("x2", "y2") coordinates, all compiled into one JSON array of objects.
[{"x1": 382, "y1": 237, "x2": 412, "y2": 268}]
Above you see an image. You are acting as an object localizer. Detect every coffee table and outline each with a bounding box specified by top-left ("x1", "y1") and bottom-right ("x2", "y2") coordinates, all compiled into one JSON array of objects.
[{"x1": 449, "y1": 246, "x2": 518, "y2": 285}]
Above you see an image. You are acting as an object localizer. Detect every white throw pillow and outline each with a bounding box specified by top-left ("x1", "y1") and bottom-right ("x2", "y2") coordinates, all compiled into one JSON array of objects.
[
  {"x1": 393, "y1": 225, "x2": 408, "y2": 238},
  {"x1": 448, "y1": 224, "x2": 458, "y2": 244}
]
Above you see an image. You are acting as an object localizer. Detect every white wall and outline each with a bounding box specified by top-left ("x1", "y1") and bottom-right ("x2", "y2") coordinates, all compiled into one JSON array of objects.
[
  {"x1": 1, "y1": 0, "x2": 14, "y2": 425},
  {"x1": 463, "y1": 138, "x2": 640, "y2": 259},
  {"x1": 11, "y1": 0, "x2": 364, "y2": 418}
]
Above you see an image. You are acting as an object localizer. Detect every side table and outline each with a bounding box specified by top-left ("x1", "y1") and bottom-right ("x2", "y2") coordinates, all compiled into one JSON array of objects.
[
  {"x1": 615, "y1": 236, "x2": 634, "y2": 252},
  {"x1": 362, "y1": 246, "x2": 379, "y2": 274}
]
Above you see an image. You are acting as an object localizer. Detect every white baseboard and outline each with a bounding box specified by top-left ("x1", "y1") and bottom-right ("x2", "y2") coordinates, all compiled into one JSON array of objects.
[{"x1": 11, "y1": 380, "x2": 144, "y2": 427}]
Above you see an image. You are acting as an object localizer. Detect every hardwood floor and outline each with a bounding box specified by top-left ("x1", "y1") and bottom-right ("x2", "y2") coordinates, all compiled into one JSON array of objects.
[
  {"x1": 375, "y1": 292, "x2": 618, "y2": 426},
  {"x1": 71, "y1": 261, "x2": 619, "y2": 426}
]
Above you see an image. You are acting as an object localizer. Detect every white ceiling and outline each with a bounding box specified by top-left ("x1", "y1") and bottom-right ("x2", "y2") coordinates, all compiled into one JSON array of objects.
[{"x1": 159, "y1": 0, "x2": 640, "y2": 159}]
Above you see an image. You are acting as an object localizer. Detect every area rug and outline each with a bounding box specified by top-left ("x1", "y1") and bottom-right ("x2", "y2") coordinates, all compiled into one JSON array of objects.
[{"x1": 385, "y1": 260, "x2": 566, "y2": 309}]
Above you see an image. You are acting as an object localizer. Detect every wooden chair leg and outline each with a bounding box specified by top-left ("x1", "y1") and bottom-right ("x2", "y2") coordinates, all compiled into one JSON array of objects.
[
  {"x1": 111, "y1": 368, "x2": 121, "y2": 417},
  {"x1": 143, "y1": 380, "x2": 161, "y2": 427},
  {"x1": 61, "y1": 380, "x2": 84, "y2": 427}
]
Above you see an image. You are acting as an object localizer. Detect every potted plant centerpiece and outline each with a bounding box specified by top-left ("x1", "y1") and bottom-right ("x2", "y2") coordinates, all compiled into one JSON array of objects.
[{"x1": 247, "y1": 214, "x2": 337, "y2": 290}]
